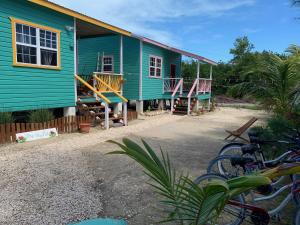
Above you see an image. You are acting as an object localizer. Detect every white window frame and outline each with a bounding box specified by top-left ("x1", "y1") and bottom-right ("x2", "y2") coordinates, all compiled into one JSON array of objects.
[
  {"x1": 149, "y1": 55, "x2": 163, "y2": 78},
  {"x1": 11, "y1": 17, "x2": 61, "y2": 70},
  {"x1": 102, "y1": 55, "x2": 114, "y2": 73}
]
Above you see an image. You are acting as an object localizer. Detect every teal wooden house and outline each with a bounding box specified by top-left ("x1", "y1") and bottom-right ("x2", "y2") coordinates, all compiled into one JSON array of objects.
[
  {"x1": 0, "y1": 0, "x2": 217, "y2": 129},
  {"x1": 78, "y1": 35, "x2": 217, "y2": 115}
]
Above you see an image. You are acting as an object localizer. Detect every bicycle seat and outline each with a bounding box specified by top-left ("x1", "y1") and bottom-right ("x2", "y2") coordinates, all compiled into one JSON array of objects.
[
  {"x1": 230, "y1": 156, "x2": 254, "y2": 167},
  {"x1": 241, "y1": 144, "x2": 259, "y2": 155}
]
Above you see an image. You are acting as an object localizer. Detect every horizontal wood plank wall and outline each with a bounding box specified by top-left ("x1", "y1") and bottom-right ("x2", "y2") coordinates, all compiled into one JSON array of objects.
[{"x1": 0, "y1": 116, "x2": 90, "y2": 144}]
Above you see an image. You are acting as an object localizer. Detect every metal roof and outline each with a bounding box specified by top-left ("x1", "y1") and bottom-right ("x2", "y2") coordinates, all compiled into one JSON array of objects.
[{"x1": 133, "y1": 35, "x2": 218, "y2": 65}]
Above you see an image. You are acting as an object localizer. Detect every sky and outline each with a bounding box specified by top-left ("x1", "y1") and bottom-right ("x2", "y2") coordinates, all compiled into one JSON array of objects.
[{"x1": 52, "y1": 0, "x2": 300, "y2": 62}]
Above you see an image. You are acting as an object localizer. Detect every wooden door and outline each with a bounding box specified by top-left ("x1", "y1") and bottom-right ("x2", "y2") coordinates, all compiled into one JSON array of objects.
[{"x1": 170, "y1": 64, "x2": 176, "y2": 90}]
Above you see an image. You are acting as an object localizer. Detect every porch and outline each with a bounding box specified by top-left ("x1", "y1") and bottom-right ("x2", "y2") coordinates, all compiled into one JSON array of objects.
[
  {"x1": 162, "y1": 61, "x2": 214, "y2": 115},
  {"x1": 74, "y1": 19, "x2": 128, "y2": 130}
]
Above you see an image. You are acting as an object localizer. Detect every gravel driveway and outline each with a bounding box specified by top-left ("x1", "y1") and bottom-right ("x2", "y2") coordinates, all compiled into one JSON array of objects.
[{"x1": 0, "y1": 108, "x2": 272, "y2": 225}]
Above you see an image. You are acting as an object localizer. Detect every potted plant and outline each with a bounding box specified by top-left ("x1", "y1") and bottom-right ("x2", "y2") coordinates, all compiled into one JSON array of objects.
[{"x1": 79, "y1": 123, "x2": 91, "y2": 133}]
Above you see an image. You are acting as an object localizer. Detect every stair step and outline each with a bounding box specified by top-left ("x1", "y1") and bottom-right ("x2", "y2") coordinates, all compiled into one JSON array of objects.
[{"x1": 173, "y1": 110, "x2": 188, "y2": 115}]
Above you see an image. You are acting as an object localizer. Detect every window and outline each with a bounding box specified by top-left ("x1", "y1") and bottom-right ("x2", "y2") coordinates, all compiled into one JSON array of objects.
[
  {"x1": 102, "y1": 56, "x2": 114, "y2": 73},
  {"x1": 149, "y1": 55, "x2": 163, "y2": 78},
  {"x1": 11, "y1": 18, "x2": 61, "y2": 69}
]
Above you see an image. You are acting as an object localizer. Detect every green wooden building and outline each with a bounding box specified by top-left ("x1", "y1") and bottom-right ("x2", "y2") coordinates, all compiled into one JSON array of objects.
[{"x1": 0, "y1": 0, "x2": 217, "y2": 128}]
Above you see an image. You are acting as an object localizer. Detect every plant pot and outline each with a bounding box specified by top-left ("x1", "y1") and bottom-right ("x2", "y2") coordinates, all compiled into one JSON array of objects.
[{"x1": 79, "y1": 123, "x2": 91, "y2": 133}]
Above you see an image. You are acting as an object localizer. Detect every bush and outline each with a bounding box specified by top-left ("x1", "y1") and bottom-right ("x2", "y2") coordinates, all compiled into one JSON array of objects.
[
  {"x1": 0, "y1": 112, "x2": 14, "y2": 124},
  {"x1": 28, "y1": 109, "x2": 54, "y2": 123}
]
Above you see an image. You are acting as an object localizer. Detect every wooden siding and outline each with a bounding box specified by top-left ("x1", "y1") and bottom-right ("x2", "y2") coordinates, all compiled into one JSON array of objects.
[
  {"x1": 0, "y1": 0, "x2": 75, "y2": 112},
  {"x1": 142, "y1": 42, "x2": 182, "y2": 100},
  {"x1": 123, "y1": 36, "x2": 140, "y2": 100},
  {"x1": 77, "y1": 35, "x2": 120, "y2": 76}
]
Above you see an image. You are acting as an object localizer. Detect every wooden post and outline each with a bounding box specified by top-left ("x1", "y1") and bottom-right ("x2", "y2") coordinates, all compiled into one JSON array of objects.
[
  {"x1": 171, "y1": 97, "x2": 174, "y2": 114},
  {"x1": 187, "y1": 97, "x2": 191, "y2": 115},
  {"x1": 104, "y1": 103, "x2": 109, "y2": 130},
  {"x1": 123, "y1": 102, "x2": 128, "y2": 126}
]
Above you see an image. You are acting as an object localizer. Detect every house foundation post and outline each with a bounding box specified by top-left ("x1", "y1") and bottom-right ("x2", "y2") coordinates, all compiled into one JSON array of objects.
[
  {"x1": 123, "y1": 102, "x2": 128, "y2": 126},
  {"x1": 136, "y1": 100, "x2": 144, "y2": 114},
  {"x1": 158, "y1": 100, "x2": 164, "y2": 110}
]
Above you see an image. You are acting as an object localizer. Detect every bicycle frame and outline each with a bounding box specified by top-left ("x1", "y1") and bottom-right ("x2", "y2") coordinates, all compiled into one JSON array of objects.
[{"x1": 227, "y1": 180, "x2": 300, "y2": 223}]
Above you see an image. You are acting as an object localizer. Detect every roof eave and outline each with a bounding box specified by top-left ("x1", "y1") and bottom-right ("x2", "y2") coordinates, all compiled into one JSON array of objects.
[{"x1": 28, "y1": 0, "x2": 132, "y2": 37}]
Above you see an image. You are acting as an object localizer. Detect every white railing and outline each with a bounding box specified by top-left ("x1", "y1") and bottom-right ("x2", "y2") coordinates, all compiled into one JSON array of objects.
[
  {"x1": 163, "y1": 78, "x2": 182, "y2": 93},
  {"x1": 198, "y1": 78, "x2": 212, "y2": 94}
]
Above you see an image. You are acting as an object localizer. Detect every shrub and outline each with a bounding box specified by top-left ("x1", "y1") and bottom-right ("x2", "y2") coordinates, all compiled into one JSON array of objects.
[
  {"x1": 0, "y1": 112, "x2": 14, "y2": 124},
  {"x1": 28, "y1": 109, "x2": 54, "y2": 123}
]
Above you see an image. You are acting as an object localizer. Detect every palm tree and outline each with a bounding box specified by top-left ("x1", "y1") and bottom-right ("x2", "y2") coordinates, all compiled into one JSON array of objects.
[
  {"x1": 230, "y1": 46, "x2": 300, "y2": 117},
  {"x1": 107, "y1": 138, "x2": 299, "y2": 225}
]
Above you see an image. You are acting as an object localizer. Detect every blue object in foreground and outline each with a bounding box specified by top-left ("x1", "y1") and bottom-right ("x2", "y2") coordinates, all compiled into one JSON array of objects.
[{"x1": 69, "y1": 218, "x2": 128, "y2": 225}]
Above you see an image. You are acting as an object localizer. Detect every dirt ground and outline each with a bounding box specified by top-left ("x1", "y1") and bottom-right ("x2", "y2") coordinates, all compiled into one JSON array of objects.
[{"x1": 0, "y1": 107, "x2": 291, "y2": 225}]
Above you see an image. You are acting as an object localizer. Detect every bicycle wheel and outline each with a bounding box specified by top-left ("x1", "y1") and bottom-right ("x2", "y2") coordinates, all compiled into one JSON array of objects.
[
  {"x1": 207, "y1": 155, "x2": 246, "y2": 179},
  {"x1": 294, "y1": 207, "x2": 300, "y2": 225},
  {"x1": 194, "y1": 173, "x2": 245, "y2": 225},
  {"x1": 219, "y1": 143, "x2": 245, "y2": 157}
]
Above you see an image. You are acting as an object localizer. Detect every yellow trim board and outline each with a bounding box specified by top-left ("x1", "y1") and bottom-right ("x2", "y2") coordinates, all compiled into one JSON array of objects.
[
  {"x1": 94, "y1": 75, "x2": 128, "y2": 103},
  {"x1": 10, "y1": 17, "x2": 61, "y2": 70},
  {"x1": 28, "y1": 0, "x2": 131, "y2": 37},
  {"x1": 75, "y1": 75, "x2": 111, "y2": 104}
]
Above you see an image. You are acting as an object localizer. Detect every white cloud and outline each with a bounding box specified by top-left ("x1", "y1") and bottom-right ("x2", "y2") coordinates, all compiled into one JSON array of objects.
[{"x1": 51, "y1": 0, "x2": 255, "y2": 47}]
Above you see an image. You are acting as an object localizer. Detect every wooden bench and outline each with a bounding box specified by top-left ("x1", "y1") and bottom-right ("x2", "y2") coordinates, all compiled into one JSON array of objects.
[{"x1": 225, "y1": 117, "x2": 258, "y2": 142}]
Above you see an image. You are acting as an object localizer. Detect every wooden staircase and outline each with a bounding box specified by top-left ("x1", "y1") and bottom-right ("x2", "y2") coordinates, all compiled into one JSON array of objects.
[
  {"x1": 77, "y1": 100, "x2": 125, "y2": 128},
  {"x1": 173, "y1": 96, "x2": 197, "y2": 115}
]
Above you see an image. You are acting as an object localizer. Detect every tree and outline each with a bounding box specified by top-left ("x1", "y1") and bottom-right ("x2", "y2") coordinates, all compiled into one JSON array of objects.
[
  {"x1": 230, "y1": 46, "x2": 300, "y2": 116},
  {"x1": 230, "y1": 36, "x2": 254, "y2": 64}
]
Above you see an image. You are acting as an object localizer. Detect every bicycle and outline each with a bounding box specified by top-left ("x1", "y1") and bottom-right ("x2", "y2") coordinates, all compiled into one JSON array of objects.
[{"x1": 194, "y1": 172, "x2": 300, "y2": 225}]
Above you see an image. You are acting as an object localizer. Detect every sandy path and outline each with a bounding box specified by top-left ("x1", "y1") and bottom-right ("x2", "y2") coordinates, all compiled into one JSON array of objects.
[{"x1": 0, "y1": 108, "x2": 272, "y2": 225}]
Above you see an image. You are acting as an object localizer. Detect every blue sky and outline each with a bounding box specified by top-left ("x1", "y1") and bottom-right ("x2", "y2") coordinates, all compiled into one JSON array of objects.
[{"x1": 52, "y1": 0, "x2": 300, "y2": 62}]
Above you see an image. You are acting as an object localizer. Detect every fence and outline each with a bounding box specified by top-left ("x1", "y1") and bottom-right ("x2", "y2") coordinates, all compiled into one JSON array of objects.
[
  {"x1": 0, "y1": 111, "x2": 138, "y2": 145},
  {"x1": 0, "y1": 116, "x2": 90, "y2": 144}
]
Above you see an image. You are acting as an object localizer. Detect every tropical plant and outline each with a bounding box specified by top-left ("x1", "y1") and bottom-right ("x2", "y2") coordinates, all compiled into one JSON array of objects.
[
  {"x1": 229, "y1": 47, "x2": 300, "y2": 116},
  {"x1": 0, "y1": 112, "x2": 14, "y2": 124},
  {"x1": 28, "y1": 109, "x2": 54, "y2": 123},
  {"x1": 107, "y1": 138, "x2": 300, "y2": 224}
]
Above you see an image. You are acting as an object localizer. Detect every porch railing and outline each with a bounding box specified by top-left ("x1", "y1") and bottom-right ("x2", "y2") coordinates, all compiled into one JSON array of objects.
[
  {"x1": 198, "y1": 78, "x2": 212, "y2": 94},
  {"x1": 163, "y1": 78, "x2": 183, "y2": 93},
  {"x1": 93, "y1": 72, "x2": 123, "y2": 93}
]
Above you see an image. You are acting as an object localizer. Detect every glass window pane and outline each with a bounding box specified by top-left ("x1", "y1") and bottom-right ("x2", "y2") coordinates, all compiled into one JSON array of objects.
[
  {"x1": 46, "y1": 40, "x2": 51, "y2": 48},
  {"x1": 31, "y1": 37, "x2": 36, "y2": 45},
  {"x1": 30, "y1": 56, "x2": 37, "y2": 64},
  {"x1": 30, "y1": 27, "x2": 36, "y2": 37},
  {"x1": 23, "y1": 46, "x2": 30, "y2": 54},
  {"x1": 41, "y1": 49, "x2": 57, "y2": 66},
  {"x1": 16, "y1": 33, "x2": 23, "y2": 43},
  {"x1": 150, "y1": 67, "x2": 155, "y2": 76},
  {"x1": 23, "y1": 54, "x2": 30, "y2": 63},
  {"x1": 103, "y1": 65, "x2": 112, "y2": 72},
  {"x1": 16, "y1": 24, "x2": 22, "y2": 33},
  {"x1": 40, "y1": 30, "x2": 45, "y2": 38},
  {"x1": 23, "y1": 25, "x2": 29, "y2": 35},
  {"x1": 156, "y1": 68, "x2": 161, "y2": 77},
  {"x1": 52, "y1": 33, "x2": 57, "y2": 41},
  {"x1": 17, "y1": 45, "x2": 23, "y2": 54},
  {"x1": 24, "y1": 35, "x2": 30, "y2": 44},
  {"x1": 30, "y1": 47, "x2": 36, "y2": 56},
  {"x1": 46, "y1": 31, "x2": 51, "y2": 39},
  {"x1": 52, "y1": 41, "x2": 57, "y2": 49},
  {"x1": 40, "y1": 38, "x2": 45, "y2": 47},
  {"x1": 17, "y1": 54, "x2": 23, "y2": 63}
]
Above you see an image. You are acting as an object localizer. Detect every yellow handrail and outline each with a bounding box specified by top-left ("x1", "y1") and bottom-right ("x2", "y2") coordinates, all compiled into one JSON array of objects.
[
  {"x1": 93, "y1": 75, "x2": 128, "y2": 103},
  {"x1": 75, "y1": 75, "x2": 111, "y2": 104}
]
